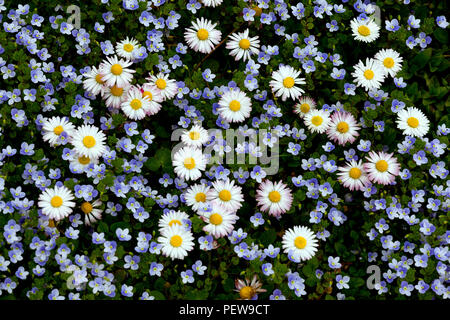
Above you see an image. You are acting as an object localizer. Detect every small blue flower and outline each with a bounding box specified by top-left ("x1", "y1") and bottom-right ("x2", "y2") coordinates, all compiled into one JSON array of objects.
[{"x1": 116, "y1": 228, "x2": 132, "y2": 241}]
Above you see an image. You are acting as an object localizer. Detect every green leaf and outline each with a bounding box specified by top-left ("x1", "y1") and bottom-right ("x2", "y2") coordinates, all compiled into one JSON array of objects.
[
  {"x1": 32, "y1": 149, "x2": 44, "y2": 161},
  {"x1": 144, "y1": 197, "x2": 155, "y2": 208},
  {"x1": 111, "y1": 222, "x2": 129, "y2": 232},
  {"x1": 97, "y1": 221, "x2": 109, "y2": 233},
  {"x1": 260, "y1": 229, "x2": 277, "y2": 246},
  {"x1": 63, "y1": 179, "x2": 76, "y2": 190},
  {"x1": 149, "y1": 290, "x2": 166, "y2": 300},
  {"x1": 408, "y1": 48, "x2": 432, "y2": 74},
  {"x1": 147, "y1": 147, "x2": 172, "y2": 172},
  {"x1": 433, "y1": 28, "x2": 448, "y2": 44},
  {"x1": 185, "y1": 289, "x2": 209, "y2": 300},
  {"x1": 64, "y1": 82, "x2": 77, "y2": 94},
  {"x1": 146, "y1": 53, "x2": 160, "y2": 70},
  {"x1": 334, "y1": 241, "x2": 347, "y2": 257},
  {"x1": 352, "y1": 278, "x2": 365, "y2": 288}
]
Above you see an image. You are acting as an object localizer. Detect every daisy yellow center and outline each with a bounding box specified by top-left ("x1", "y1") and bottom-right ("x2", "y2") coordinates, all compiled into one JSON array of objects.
[
  {"x1": 268, "y1": 190, "x2": 281, "y2": 203},
  {"x1": 189, "y1": 131, "x2": 200, "y2": 140},
  {"x1": 168, "y1": 219, "x2": 182, "y2": 227},
  {"x1": 383, "y1": 57, "x2": 394, "y2": 68},
  {"x1": 337, "y1": 121, "x2": 349, "y2": 133},
  {"x1": 375, "y1": 160, "x2": 388, "y2": 172},
  {"x1": 197, "y1": 28, "x2": 209, "y2": 40},
  {"x1": 50, "y1": 196, "x2": 63, "y2": 208},
  {"x1": 349, "y1": 167, "x2": 362, "y2": 179},
  {"x1": 78, "y1": 156, "x2": 91, "y2": 165},
  {"x1": 170, "y1": 235, "x2": 183, "y2": 248},
  {"x1": 239, "y1": 286, "x2": 255, "y2": 300},
  {"x1": 82, "y1": 136, "x2": 96, "y2": 148},
  {"x1": 183, "y1": 157, "x2": 196, "y2": 170},
  {"x1": 229, "y1": 100, "x2": 241, "y2": 112},
  {"x1": 239, "y1": 39, "x2": 251, "y2": 50},
  {"x1": 209, "y1": 213, "x2": 223, "y2": 225},
  {"x1": 143, "y1": 91, "x2": 153, "y2": 101},
  {"x1": 81, "y1": 202, "x2": 93, "y2": 214},
  {"x1": 110, "y1": 63, "x2": 123, "y2": 75},
  {"x1": 358, "y1": 25, "x2": 371, "y2": 37},
  {"x1": 95, "y1": 74, "x2": 104, "y2": 84},
  {"x1": 311, "y1": 115, "x2": 323, "y2": 126},
  {"x1": 123, "y1": 43, "x2": 134, "y2": 52},
  {"x1": 219, "y1": 190, "x2": 231, "y2": 202},
  {"x1": 130, "y1": 99, "x2": 142, "y2": 110},
  {"x1": 283, "y1": 77, "x2": 295, "y2": 88},
  {"x1": 155, "y1": 79, "x2": 167, "y2": 90},
  {"x1": 195, "y1": 192, "x2": 206, "y2": 202},
  {"x1": 110, "y1": 85, "x2": 124, "y2": 97},
  {"x1": 364, "y1": 69, "x2": 374, "y2": 80},
  {"x1": 53, "y1": 125, "x2": 64, "y2": 135},
  {"x1": 300, "y1": 103, "x2": 310, "y2": 113},
  {"x1": 407, "y1": 117, "x2": 419, "y2": 128},
  {"x1": 294, "y1": 236, "x2": 307, "y2": 249}
]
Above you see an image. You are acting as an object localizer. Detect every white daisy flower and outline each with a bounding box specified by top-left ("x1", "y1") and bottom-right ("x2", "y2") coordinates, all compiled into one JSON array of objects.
[
  {"x1": 303, "y1": 109, "x2": 331, "y2": 134},
  {"x1": 352, "y1": 58, "x2": 385, "y2": 92},
  {"x1": 115, "y1": 37, "x2": 140, "y2": 60},
  {"x1": 158, "y1": 210, "x2": 190, "y2": 232},
  {"x1": 211, "y1": 178, "x2": 244, "y2": 212},
  {"x1": 374, "y1": 48, "x2": 403, "y2": 77},
  {"x1": 350, "y1": 18, "x2": 380, "y2": 43},
  {"x1": 68, "y1": 152, "x2": 99, "y2": 174},
  {"x1": 269, "y1": 65, "x2": 306, "y2": 101},
  {"x1": 364, "y1": 151, "x2": 401, "y2": 185},
  {"x1": 140, "y1": 83, "x2": 163, "y2": 115},
  {"x1": 337, "y1": 160, "x2": 370, "y2": 191},
  {"x1": 158, "y1": 224, "x2": 195, "y2": 260},
  {"x1": 172, "y1": 147, "x2": 208, "y2": 181},
  {"x1": 42, "y1": 116, "x2": 75, "y2": 147},
  {"x1": 396, "y1": 107, "x2": 430, "y2": 138},
  {"x1": 82, "y1": 66, "x2": 106, "y2": 96},
  {"x1": 282, "y1": 226, "x2": 319, "y2": 262},
  {"x1": 326, "y1": 111, "x2": 360, "y2": 145},
  {"x1": 184, "y1": 17, "x2": 222, "y2": 54},
  {"x1": 226, "y1": 29, "x2": 260, "y2": 62},
  {"x1": 70, "y1": 125, "x2": 107, "y2": 160},
  {"x1": 256, "y1": 180, "x2": 293, "y2": 217},
  {"x1": 121, "y1": 86, "x2": 152, "y2": 120},
  {"x1": 102, "y1": 83, "x2": 130, "y2": 109},
  {"x1": 201, "y1": 0, "x2": 223, "y2": 7},
  {"x1": 38, "y1": 185, "x2": 76, "y2": 222},
  {"x1": 146, "y1": 72, "x2": 177, "y2": 100},
  {"x1": 99, "y1": 55, "x2": 135, "y2": 88},
  {"x1": 181, "y1": 125, "x2": 210, "y2": 148},
  {"x1": 202, "y1": 200, "x2": 239, "y2": 238},
  {"x1": 234, "y1": 275, "x2": 266, "y2": 300},
  {"x1": 217, "y1": 89, "x2": 252, "y2": 123},
  {"x1": 294, "y1": 96, "x2": 316, "y2": 118},
  {"x1": 80, "y1": 199, "x2": 103, "y2": 226}
]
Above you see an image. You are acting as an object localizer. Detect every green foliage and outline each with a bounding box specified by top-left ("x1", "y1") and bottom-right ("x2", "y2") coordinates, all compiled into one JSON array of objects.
[{"x1": 0, "y1": 0, "x2": 448, "y2": 302}]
